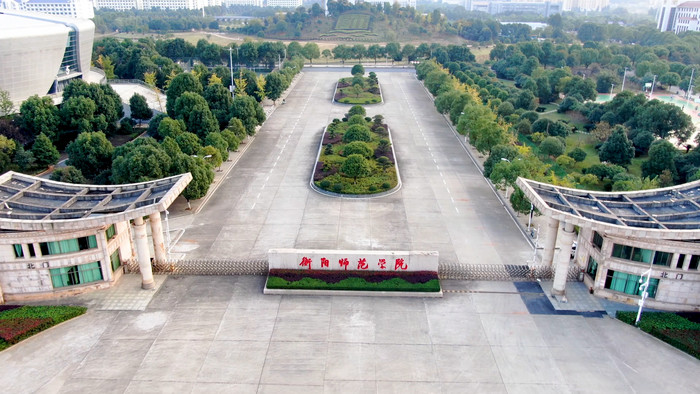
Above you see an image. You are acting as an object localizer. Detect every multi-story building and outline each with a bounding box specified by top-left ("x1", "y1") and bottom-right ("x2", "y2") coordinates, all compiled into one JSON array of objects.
[
  {"x1": 0, "y1": 0, "x2": 94, "y2": 19},
  {"x1": 657, "y1": 0, "x2": 700, "y2": 34},
  {"x1": 265, "y1": 0, "x2": 301, "y2": 7},
  {"x1": 355, "y1": 0, "x2": 416, "y2": 8},
  {"x1": 0, "y1": 10, "x2": 95, "y2": 106},
  {"x1": 561, "y1": 0, "x2": 609, "y2": 11},
  {"x1": 467, "y1": 0, "x2": 562, "y2": 17}
]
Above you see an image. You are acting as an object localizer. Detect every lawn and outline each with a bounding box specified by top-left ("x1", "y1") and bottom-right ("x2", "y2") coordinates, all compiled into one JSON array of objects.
[{"x1": 335, "y1": 13, "x2": 371, "y2": 30}]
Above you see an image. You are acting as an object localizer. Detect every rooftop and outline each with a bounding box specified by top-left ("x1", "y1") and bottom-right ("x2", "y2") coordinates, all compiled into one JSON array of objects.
[
  {"x1": 517, "y1": 178, "x2": 700, "y2": 238},
  {"x1": 0, "y1": 171, "x2": 191, "y2": 231}
]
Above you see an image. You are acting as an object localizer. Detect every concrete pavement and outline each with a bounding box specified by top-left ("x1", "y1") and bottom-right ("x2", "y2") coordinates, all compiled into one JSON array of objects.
[{"x1": 1, "y1": 275, "x2": 698, "y2": 393}]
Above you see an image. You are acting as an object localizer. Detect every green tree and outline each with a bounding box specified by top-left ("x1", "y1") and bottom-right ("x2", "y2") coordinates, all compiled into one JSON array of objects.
[
  {"x1": 568, "y1": 147, "x2": 587, "y2": 162},
  {"x1": 204, "y1": 83, "x2": 233, "y2": 129},
  {"x1": 231, "y1": 95, "x2": 265, "y2": 136},
  {"x1": 341, "y1": 154, "x2": 372, "y2": 183},
  {"x1": 158, "y1": 117, "x2": 186, "y2": 140},
  {"x1": 13, "y1": 146, "x2": 34, "y2": 171},
  {"x1": 199, "y1": 145, "x2": 223, "y2": 170},
  {"x1": 31, "y1": 133, "x2": 60, "y2": 167},
  {"x1": 112, "y1": 143, "x2": 172, "y2": 184},
  {"x1": 351, "y1": 64, "x2": 365, "y2": 76},
  {"x1": 539, "y1": 136, "x2": 565, "y2": 157},
  {"x1": 204, "y1": 132, "x2": 229, "y2": 162},
  {"x1": 302, "y1": 42, "x2": 320, "y2": 64},
  {"x1": 19, "y1": 95, "x2": 60, "y2": 141},
  {"x1": 61, "y1": 96, "x2": 98, "y2": 134},
  {"x1": 172, "y1": 154, "x2": 214, "y2": 202},
  {"x1": 599, "y1": 127, "x2": 635, "y2": 166},
  {"x1": 220, "y1": 129, "x2": 240, "y2": 152},
  {"x1": 343, "y1": 141, "x2": 373, "y2": 158},
  {"x1": 173, "y1": 92, "x2": 219, "y2": 140},
  {"x1": 129, "y1": 93, "x2": 152, "y2": 124},
  {"x1": 66, "y1": 131, "x2": 114, "y2": 180},
  {"x1": 347, "y1": 105, "x2": 366, "y2": 117},
  {"x1": 175, "y1": 132, "x2": 203, "y2": 156},
  {"x1": 0, "y1": 89, "x2": 13, "y2": 117},
  {"x1": 50, "y1": 166, "x2": 87, "y2": 184},
  {"x1": 642, "y1": 140, "x2": 678, "y2": 180},
  {"x1": 166, "y1": 72, "x2": 203, "y2": 116},
  {"x1": 226, "y1": 117, "x2": 247, "y2": 140},
  {"x1": 343, "y1": 124, "x2": 371, "y2": 143},
  {"x1": 265, "y1": 71, "x2": 285, "y2": 103},
  {"x1": 596, "y1": 72, "x2": 620, "y2": 93}
]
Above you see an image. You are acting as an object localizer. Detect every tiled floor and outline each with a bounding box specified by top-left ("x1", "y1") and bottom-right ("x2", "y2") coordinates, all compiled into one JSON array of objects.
[{"x1": 69, "y1": 274, "x2": 167, "y2": 311}]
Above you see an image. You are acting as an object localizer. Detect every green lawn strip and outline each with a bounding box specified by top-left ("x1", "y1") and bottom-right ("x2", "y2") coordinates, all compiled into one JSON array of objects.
[
  {"x1": 267, "y1": 276, "x2": 441, "y2": 292},
  {"x1": 0, "y1": 306, "x2": 87, "y2": 351},
  {"x1": 616, "y1": 311, "x2": 700, "y2": 359}
]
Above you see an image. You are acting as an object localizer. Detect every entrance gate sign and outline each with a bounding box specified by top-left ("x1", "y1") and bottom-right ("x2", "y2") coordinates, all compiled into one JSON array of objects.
[{"x1": 268, "y1": 249, "x2": 439, "y2": 273}]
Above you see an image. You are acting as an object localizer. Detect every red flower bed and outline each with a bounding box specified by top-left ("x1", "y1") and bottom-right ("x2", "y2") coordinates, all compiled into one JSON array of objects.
[
  {"x1": 314, "y1": 161, "x2": 339, "y2": 181},
  {"x1": 269, "y1": 269, "x2": 438, "y2": 284},
  {"x1": 0, "y1": 318, "x2": 53, "y2": 344}
]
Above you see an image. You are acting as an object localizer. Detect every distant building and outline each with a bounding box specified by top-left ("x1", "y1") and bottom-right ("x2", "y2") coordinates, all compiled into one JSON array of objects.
[
  {"x1": 561, "y1": 0, "x2": 609, "y2": 12},
  {"x1": 467, "y1": 0, "x2": 562, "y2": 17},
  {"x1": 0, "y1": 10, "x2": 96, "y2": 106},
  {"x1": 265, "y1": 0, "x2": 301, "y2": 7},
  {"x1": 355, "y1": 0, "x2": 416, "y2": 8},
  {"x1": 0, "y1": 0, "x2": 94, "y2": 19},
  {"x1": 224, "y1": 0, "x2": 263, "y2": 6},
  {"x1": 657, "y1": 0, "x2": 700, "y2": 34}
]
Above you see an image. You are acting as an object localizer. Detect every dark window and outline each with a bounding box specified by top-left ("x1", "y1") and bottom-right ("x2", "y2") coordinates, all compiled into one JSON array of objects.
[
  {"x1": 13, "y1": 244, "x2": 23, "y2": 258},
  {"x1": 28, "y1": 244, "x2": 36, "y2": 257},
  {"x1": 653, "y1": 251, "x2": 672, "y2": 267},
  {"x1": 690, "y1": 255, "x2": 700, "y2": 270},
  {"x1": 592, "y1": 231, "x2": 603, "y2": 250},
  {"x1": 586, "y1": 256, "x2": 598, "y2": 278},
  {"x1": 677, "y1": 254, "x2": 686, "y2": 269},
  {"x1": 604, "y1": 269, "x2": 658, "y2": 298}
]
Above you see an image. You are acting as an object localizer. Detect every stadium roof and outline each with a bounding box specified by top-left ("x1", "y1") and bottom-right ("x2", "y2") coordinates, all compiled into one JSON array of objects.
[
  {"x1": 0, "y1": 171, "x2": 192, "y2": 231},
  {"x1": 517, "y1": 177, "x2": 700, "y2": 240}
]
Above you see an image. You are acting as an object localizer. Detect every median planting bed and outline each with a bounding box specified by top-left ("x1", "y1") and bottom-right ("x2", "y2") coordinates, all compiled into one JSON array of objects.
[
  {"x1": 314, "y1": 105, "x2": 398, "y2": 195},
  {"x1": 334, "y1": 69, "x2": 381, "y2": 104},
  {"x1": 0, "y1": 305, "x2": 87, "y2": 351},
  {"x1": 267, "y1": 269, "x2": 440, "y2": 292}
]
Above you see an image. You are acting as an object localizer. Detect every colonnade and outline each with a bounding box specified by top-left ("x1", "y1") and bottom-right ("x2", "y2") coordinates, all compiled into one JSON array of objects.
[
  {"x1": 132, "y1": 212, "x2": 167, "y2": 290},
  {"x1": 542, "y1": 216, "x2": 576, "y2": 295}
]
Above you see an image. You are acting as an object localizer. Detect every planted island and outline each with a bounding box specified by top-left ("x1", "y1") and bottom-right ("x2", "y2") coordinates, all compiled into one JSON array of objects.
[
  {"x1": 334, "y1": 65, "x2": 382, "y2": 104},
  {"x1": 313, "y1": 105, "x2": 398, "y2": 195}
]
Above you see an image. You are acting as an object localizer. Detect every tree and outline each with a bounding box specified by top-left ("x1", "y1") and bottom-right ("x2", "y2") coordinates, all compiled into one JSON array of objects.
[
  {"x1": 341, "y1": 154, "x2": 371, "y2": 183},
  {"x1": 568, "y1": 148, "x2": 587, "y2": 162},
  {"x1": 599, "y1": 127, "x2": 635, "y2": 166},
  {"x1": 226, "y1": 118, "x2": 247, "y2": 140},
  {"x1": 166, "y1": 72, "x2": 203, "y2": 116},
  {"x1": 66, "y1": 131, "x2": 114, "y2": 180},
  {"x1": 343, "y1": 124, "x2": 371, "y2": 143},
  {"x1": 265, "y1": 71, "x2": 285, "y2": 103},
  {"x1": 347, "y1": 105, "x2": 366, "y2": 117},
  {"x1": 220, "y1": 129, "x2": 240, "y2": 152},
  {"x1": 204, "y1": 132, "x2": 229, "y2": 162},
  {"x1": 203, "y1": 83, "x2": 233, "y2": 129},
  {"x1": 14, "y1": 146, "x2": 34, "y2": 171},
  {"x1": 231, "y1": 95, "x2": 265, "y2": 135},
  {"x1": 112, "y1": 143, "x2": 172, "y2": 184},
  {"x1": 129, "y1": 93, "x2": 152, "y2": 124},
  {"x1": 0, "y1": 89, "x2": 13, "y2": 117},
  {"x1": 642, "y1": 140, "x2": 678, "y2": 180},
  {"x1": 321, "y1": 49, "x2": 332, "y2": 64},
  {"x1": 596, "y1": 72, "x2": 620, "y2": 93},
  {"x1": 302, "y1": 42, "x2": 320, "y2": 64},
  {"x1": 351, "y1": 64, "x2": 365, "y2": 76},
  {"x1": 157, "y1": 117, "x2": 186, "y2": 140},
  {"x1": 343, "y1": 141, "x2": 373, "y2": 158},
  {"x1": 175, "y1": 132, "x2": 203, "y2": 156},
  {"x1": 539, "y1": 136, "x2": 565, "y2": 157},
  {"x1": 591, "y1": 121, "x2": 613, "y2": 142},
  {"x1": 50, "y1": 166, "x2": 87, "y2": 184},
  {"x1": 173, "y1": 92, "x2": 219, "y2": 140},
  {"x1": 31, "y1": 133, "x2": 60, "y2": 167},
  {"x1": 172, "y1": 154, "x2": 214, "y2": 202},
  {"x1": 19, "y1": 95, "x2": 60, "y2": 141},
  {"x1": 61, "y1": 96, "x2": 98, "y2": 134},
  {"x1": 631, "y1": 100, "x2": 693, "y2": 142},
  {"x1": 199, "y1": 145, "x2": 223, "y2": 170}
]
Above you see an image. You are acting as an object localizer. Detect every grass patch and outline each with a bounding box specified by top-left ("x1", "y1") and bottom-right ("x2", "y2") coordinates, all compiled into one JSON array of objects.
[
  {"x1": 616, "y1": 311, "x2": 700, "y2": 359},
  {"x1": 267, "y1": 269, "x2": 440, "y2": 292},
  {"x1": 0, "y1": 305, "x2": 86, "y2": 351},
  {"x1": 335, "y1": 13, "x2": 371, "y2": 30},
  {"x1": 335, "y1": 76, "x2": 382, "y2": 104}
]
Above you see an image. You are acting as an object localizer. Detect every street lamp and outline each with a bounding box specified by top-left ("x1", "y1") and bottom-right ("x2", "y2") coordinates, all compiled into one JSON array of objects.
[
  {"x1": 621, "y1": 67, "x2": 628, "y2": 92},
  {"x1": 228, "y1": 47, "x2": 235, "y2": 100},
  {"x1": 610, "y1": 83, "x2": 615, "y2": 95},
  {"x1": 635, "y1": 258, "x2": 655, "y2": 326},
  {"x1": 649, "y1": 74, "x2": 657, "y2": 98}
]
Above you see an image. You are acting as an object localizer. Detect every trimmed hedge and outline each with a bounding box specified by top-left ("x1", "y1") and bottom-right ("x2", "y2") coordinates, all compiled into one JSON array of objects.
[
  {"x1": 0, "y1": 305, "x2": 87, "y2": 351},
  {"x1": 267, "y1": 269, "x2": 440, "y2": 292},
  {"x1": 617, "y1": 311, "x2": 700, "y2": 359}
]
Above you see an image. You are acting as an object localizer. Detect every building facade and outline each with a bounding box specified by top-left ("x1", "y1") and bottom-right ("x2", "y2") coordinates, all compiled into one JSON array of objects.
[
  {"x1": 0, "y1": 0, "x2": 94, "y2": 19},
  {"x1": 518, "y1": 178, "x2": 700, "y2": 311},
  {"x1": 0, "y1": 10, "x2": 95, "y2": 106},
  {"x1": 657, "y1": 0, "x2": 700, "y2": 33},
  {"x1": 467, "y1": 0, "x2": 562, "y2": 17},
  {"x1": 0, "y1": 172, "x2": 191, "y2": 302}
]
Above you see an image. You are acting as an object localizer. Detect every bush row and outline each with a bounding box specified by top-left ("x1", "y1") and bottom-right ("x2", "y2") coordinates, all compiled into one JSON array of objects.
[
  {"x1": 0, "y1": 305, "x2": 87, "y2": 351},
  {"x1": 267, "y1": 276, "x2": 441, "y2": 292},
  {"x1": 616, "y1": 311, "x2": 700, "y2": 359},
  {"x1": 269, "y1": 268, "x2": 438, "y2": 284}
]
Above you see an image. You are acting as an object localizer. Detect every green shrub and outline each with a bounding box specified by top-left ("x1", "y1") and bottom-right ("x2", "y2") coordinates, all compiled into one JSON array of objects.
[
  {"x1": 343, "y1": 141, "x2": 373, "y2": 158},
  {"x1": 368, "y1": 185, "x2": 377, "y2": 192},
  {"x1": 267, "y1": 276, "x2": 440, "y2": 292},
  {"x1": 333, "y1": 183, "x2": 343, "y2": 192},
  {"x1": 616, "y1": 311, "x2": 700, "y2": 359},
  {"x1": 381, "y1": 182, "x2": 391, "y2": 189},
  {"x1": 320, "y1": 180, "x2": 331, "y2": 189}
]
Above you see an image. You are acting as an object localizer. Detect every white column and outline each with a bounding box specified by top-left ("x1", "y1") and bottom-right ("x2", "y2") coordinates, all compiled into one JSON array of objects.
[
  {"x1": 133, "y1": 216, "x2": 155, "y2": 290},
  {"x1": 542, "y1": 216, "x2": 559, "y2": 266},
  {"x1": 0, "y1": 283, "x2": 4, "y2": 304},
  {"x1": 552, "y1": 222, "x2": 576, "y2": 295},
  {"x1": 149, "y1": 212, "x2": 167, "y2": 264},
  {"x1": 682, "y1": 254, "x2": 692, "y2": 271}
]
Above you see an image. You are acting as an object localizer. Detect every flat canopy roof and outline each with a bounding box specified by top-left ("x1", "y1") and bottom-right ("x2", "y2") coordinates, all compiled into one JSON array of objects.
[
  {"x1": 517, "y1": 177, "x2": 700, "y2": 240},
  {"x1": 0, "y1": 171, "x2": 192, "y2": 232}
]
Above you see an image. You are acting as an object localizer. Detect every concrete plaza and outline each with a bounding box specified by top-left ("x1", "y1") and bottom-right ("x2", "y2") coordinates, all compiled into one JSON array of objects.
[{"x1": 1, "y1": 275, "x2": 698, "y2": 393}]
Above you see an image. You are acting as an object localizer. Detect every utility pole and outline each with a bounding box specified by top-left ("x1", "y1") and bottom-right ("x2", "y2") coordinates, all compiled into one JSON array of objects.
[
  {"x1": 621, "y1": 67, "x2": 628, "y2": 92},
  {"x1": 610, "y1": 83, "x2": 615, "y2": 95},
  {"x1": 687, "y1": 68, "x2": 695, "y2": 101},
  {"x1": 649, "y1": 74, "x2": 657, "y2": 98},
  {"x1": 228, "y1": 47, "x2": 235, "y2": 100}
]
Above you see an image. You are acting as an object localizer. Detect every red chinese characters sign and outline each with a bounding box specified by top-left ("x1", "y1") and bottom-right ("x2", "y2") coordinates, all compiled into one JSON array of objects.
[
  {"x1": 269, "y1": 249, "x2": 438, "y2": 273},
  {"x1": 297, "y1": 256, "x2": 410, "y2": 271}
]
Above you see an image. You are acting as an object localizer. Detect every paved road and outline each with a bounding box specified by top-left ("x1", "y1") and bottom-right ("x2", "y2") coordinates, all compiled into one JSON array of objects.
[
  {"x1": 175, "y1": 69, "x2": 531, "y2": 266},
  {"x1": 1, "y1": 276, "x2": 698, "y2": 393}
]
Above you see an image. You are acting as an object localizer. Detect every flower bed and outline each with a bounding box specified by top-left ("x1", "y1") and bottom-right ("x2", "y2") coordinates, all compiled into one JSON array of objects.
[
  {"x1": 314, "y1": 107, "x2": 398, "y2": 195},
  {"x1": 335, "y1": 75, "x2": 381, "y2": 104},
  {"x1": 267, "y1": 269, "x2": 440, "y2": 292},
  {"x1": 0, "y1": 305, "x2": 87, "y2": 351},
  {"x1": 616, "y1": 311, "x2": 700, "y2": 359}
]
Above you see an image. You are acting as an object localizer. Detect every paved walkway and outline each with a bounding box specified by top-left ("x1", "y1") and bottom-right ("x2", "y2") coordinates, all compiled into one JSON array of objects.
[{"x1": 2, "y1": 275, "x2": 698, "y2": 393}]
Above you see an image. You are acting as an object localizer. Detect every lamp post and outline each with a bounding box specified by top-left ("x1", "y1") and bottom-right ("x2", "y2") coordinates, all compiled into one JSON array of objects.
[
  {"x1": 649, "y1": 74, "x2": 657, "y2": 98},
  {"x1": 635, "y1": 258, "x2": 655, "y2": 326},
  {"x1": 610, "y1": 83, "x2": 615, "y2": 95},
  {"x1": 164, "y1": 209, "x2": 171, "y2": 261},
  {"x1": 621, "y1": 67, "x2": 628, "y2": 92},
  {"x1": 229, "y1": 47, "x2": 235, "y2": 100},
  {"x1": 500, "y1": 158, "x2": 511, "y2": 199}
]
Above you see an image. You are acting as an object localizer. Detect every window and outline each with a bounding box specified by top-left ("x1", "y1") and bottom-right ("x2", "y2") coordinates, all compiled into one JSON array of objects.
[
  {"x1": 612, "y1": 244, "x2": 652, "y2": 263},
  {"x1": 110, "y1": 250, "x2": 121, "y2": 272},
  {"x1": 40, "y1": 235, "x2": 98, "y2": 256},
  {"x1": 28, "y1": 244, "x2": 36, "y2": 257},
  {"x1": 677, "y1": 254, "x2": 686, "y2": 269},
  {"x1": 50, "y1": 262, "x2": 103, "y2": 288},
  {"x1": 604, "y1": 270, "x2": 659, "y2": 298},
  {"x1": 653, "y1": 251, "x2": 673, "y2": 267},
  {"x1": 690, "y1": 255, "x2": 700, "y2": 270},
  {"x1": 106, "y1": 224, "x2": 116, "y2": 240},
  {"x1": 592, "y1": 231, "x2": 603, "y2": 250},
  {"x1": 586, "y1": 256, "x2": 598, "y2": 278},
  {"x1": 13, "y1": 244, "x2": 23, "y2": 258}
]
